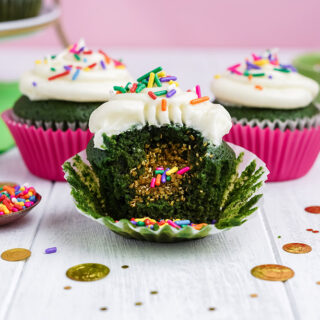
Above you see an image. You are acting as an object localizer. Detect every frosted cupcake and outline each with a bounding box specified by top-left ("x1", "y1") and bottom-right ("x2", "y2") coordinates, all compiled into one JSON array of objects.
[
  {"x1": 211, "y1": 50, "x2": 320, "y2": 181},
  {"x1": 2, "y1": 39, "x2": 133, "y2": 181},
  {"x1": 63, "y1": 67, "x2": 268, "y2": 242}
]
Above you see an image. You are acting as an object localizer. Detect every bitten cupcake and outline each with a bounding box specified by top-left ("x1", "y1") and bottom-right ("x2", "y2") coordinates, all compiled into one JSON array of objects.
[
  {"x1": 211, "y1": 50, "x2": 320, "y2": 181},
  {"x1": 2, "y1": 39, "x2": 133, "y2": 181},
  {"x1": 63, "y1": 67, "x2": 268, "y2": 242}
]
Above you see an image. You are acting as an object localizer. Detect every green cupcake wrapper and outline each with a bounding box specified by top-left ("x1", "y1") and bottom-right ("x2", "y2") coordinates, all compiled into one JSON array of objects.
[
  {"x1": 64, "y1": 143, "x2": 268, "y2": 243},
  {"x1": 76, "y1": 210, "x2": 219, "y2": 243}
]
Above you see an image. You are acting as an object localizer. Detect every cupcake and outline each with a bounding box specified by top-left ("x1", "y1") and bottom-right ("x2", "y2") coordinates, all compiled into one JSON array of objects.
[
  {"x1": 211, "y1": 50, "x2": 320, "y2": 182},
  {"x1": 63, "y1": 67, "x2": 267, "y2": 242},
  {"x1": 0, "y1": 0, "x2": 42, "y2": 22},
  {"x1": 2, "y1": 39, "x2": 133, "y2": 181}
]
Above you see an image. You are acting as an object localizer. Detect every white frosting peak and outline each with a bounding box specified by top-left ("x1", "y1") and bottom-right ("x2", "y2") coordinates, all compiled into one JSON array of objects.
[
  {"x1": 20, "y1": 39, "x2": 133, "y2": 102},
  {"x1": 89, "y1": 83, "x2": 232, "y2": 148},
  {"x1": 211, "y1": 51, "x2": 319, "y2": 109}
]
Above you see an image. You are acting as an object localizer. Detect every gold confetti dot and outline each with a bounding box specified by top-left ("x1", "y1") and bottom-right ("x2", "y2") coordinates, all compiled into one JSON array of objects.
[
  {"x1": 251, "y1": 264, "x2": 294, "y2": 281},
  {"x1": 316, "y1": 281, "x2": 320, "y2": 285},
  {"x1": 66, "y1": 263, "x2": 110, "y2": 282},
  {"x1": 150, "y1": 291, "x2": 158, "y2": 295},
  {"x1": 135, "y1": 302, "x2": 143, "y2": 306},
  {"x1": 282, "y1": 243, "x2": 312, "y2": 254},
  {"x1": 64, "y1": 286, "x2": 72, "y2": 290},
  {"x1": 250, "y1": 294, "x2": 258, "y2": 298},
  {"x1": 1, "y1": 248, "x2": 31, "y2": 261},
  {"x1": 208, "y1": 307, "x2": 216, "y2": 311},
  {"x1": 121, "y1": 265, "x2": 129, "y2": 269},
  {"x1": 100, "y1": 307, "x2": 108, "y2": 311}
]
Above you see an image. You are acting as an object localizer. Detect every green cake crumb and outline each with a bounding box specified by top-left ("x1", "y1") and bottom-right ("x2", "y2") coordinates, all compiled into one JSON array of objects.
[
  {"x1": 64, "y1": 125, "x2": 264, "y2": 229},
  {"x1": 215, "y1": 100, "x2": 319, "y2": 122},
  {"x1": 13, "y1": 95, "x2": 101, "y2": 129}
]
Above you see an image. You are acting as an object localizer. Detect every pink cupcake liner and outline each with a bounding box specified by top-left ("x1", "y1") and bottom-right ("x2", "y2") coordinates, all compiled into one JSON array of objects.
[
  {"x1": 224, "y1": 123, "x2": 320, "y2": 182},
  {"x1": 2, "y1": 109, "x2": 93, "y2": 181}
]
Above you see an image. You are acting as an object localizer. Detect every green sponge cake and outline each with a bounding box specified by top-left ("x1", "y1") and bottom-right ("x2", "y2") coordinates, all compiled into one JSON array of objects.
[
  {"x1": 13, "y1": 39, "x2": 133, "y2": 130},
  {"x1": 63, "y1": 67, "x2": 265, "y2": 229},
  {"x1": 13, "y1": 95, "x2": 101, "y2": 130},
  {"x1": 217, "y1": 101, "x2": 319, "y2": 122},
  {"x1": 86, "y1": 125, "x2": 237, "y2": 223}
]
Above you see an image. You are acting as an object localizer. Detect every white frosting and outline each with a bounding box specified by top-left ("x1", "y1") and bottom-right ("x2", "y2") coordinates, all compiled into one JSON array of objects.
[
  {"x1": 20, "y1": 39, "x2": 133, "y2": 102},
  {"x1": 89, "y1": 85, "x2": 232, "y2": 148},
  {"x1": 211, "y1": 61, "x2": 319, "y2": 109}
]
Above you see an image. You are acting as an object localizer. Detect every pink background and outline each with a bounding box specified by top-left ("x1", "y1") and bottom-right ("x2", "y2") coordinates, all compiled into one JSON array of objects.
[{"x1": 6, "y1": 0, "x2": 320, "y2": 48}]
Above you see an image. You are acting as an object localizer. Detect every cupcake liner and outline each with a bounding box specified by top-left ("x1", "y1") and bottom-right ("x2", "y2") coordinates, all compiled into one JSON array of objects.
[
  {"x1": 231, "y1": 111, "x2": 320, "y2": 131},
  {"x1": 63, "y1": 143, "x2": 269, "y2": 243},
  {"x1": 11, "y1": 113, "x2": 89, "y2": 131},
  {"x1": 2, "y1": 109, "x2": 93, "y2": 181},
  {"x1": 224, "y1": 123, "x2": 320, "y2": 182}
]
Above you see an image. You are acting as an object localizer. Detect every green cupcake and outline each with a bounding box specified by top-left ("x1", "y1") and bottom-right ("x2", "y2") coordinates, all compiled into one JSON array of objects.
[
  {"x1": 0, "y1": 0, "x2": 42, "y2": 22},
  {"x1": 64, "y1": 67, "x2": 266, "y2": 239},
  {"x1": 12, "y1": 39, "x2": 133, "y2": 130},
  {"x1": 211, "y1": 50, "x2": 320, "y2": 128}
]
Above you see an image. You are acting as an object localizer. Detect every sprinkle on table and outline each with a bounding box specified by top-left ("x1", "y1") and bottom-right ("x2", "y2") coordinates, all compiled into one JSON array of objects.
[
  {"x1": 45, "y1": 247, "x2": 57, "y2": 254},
  {"x1": 305, "y1": 206, "x2": 320, "y2": 214}
]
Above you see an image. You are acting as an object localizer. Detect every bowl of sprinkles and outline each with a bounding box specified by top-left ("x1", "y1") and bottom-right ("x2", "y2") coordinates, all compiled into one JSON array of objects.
[
  {"x1": 0, "y1": 183, "x2": 41, "y2": 226},
  {"x1": 63, "y1": 67, "x2": 268, "y2": 243},
  {"x1": 211, "y1": 49, "x2": 320, "y2": 182},
  {"x1": 2, "y1": 38, "x2": 132, "y2": 181}
]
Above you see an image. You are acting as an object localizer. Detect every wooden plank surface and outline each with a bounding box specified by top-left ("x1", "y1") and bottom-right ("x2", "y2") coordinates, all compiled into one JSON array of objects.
[
  {"x1": 0, "y1": 149, "x2": 53, "y2": 319},
  {"x1": 262, "y1": 157, "x2": 320, "y2": 320},
  {"x1": 4, "y1": 181, "x2": 294, "y2": 320}
]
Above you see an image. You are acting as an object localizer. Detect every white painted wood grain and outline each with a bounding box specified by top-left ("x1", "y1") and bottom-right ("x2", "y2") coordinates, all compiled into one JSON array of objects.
[
  {"x1": 0, "y1": 148, "x2": 53, "y2": 319},
  {"x1": 3, "y1": 182, "x2": 294, "y2": 320},
  {"x1": 262, "y1": 155, "x2": 320, "y2": 320}
]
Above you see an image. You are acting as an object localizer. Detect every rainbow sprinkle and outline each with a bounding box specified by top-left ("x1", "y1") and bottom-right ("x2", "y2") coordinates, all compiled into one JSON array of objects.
[
  {"x1": 128, "y1": 217, "x2": 216, "y2": 230},
  {"x1": 114, "y1": 67, "x2": 212, "y2": 106},
  {"x1": 218, "y1": 50, "x2": 297, "y2": 92},
  {"x1": 41, "y1": 41, "x2": 125, "y2": 82},
  {"x1": 0, "y1": 184, "x2": 38, "y2": 215}
]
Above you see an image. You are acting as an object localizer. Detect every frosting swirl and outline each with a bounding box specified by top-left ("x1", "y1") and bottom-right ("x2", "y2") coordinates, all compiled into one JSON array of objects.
[
  {"x1": 89, "y1": 68, "x2": 232, "y2": 148},
  {"x1": 20, "y1": 39, "x2": 133, "y2": 102},
  {"x1": 211, "y1": 50, "x2": 319, "y2": 109}
]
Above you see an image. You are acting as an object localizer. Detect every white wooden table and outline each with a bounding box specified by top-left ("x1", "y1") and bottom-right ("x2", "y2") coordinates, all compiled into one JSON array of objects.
[{"x1": 0, "y1": 48, "x2": 319, "y2": 320}]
